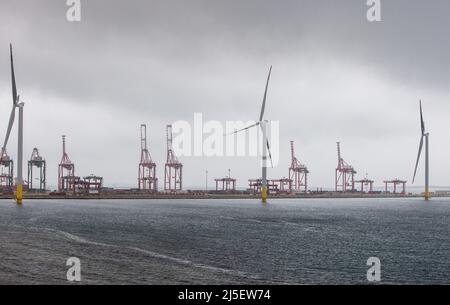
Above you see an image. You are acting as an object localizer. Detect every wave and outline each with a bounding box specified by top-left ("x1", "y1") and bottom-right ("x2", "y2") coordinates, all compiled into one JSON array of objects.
[
  {"x1": 54, "y1": 230, "x2": 113, "y2": 248},
  {"x1": 50, "y1": 228, "x2": 264, "y2": 281}
]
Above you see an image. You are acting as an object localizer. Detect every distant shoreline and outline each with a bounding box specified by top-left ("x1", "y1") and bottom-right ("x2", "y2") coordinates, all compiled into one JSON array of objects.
[{"x1": 0, "y1": 192, "x2": 443, "y2": 200}]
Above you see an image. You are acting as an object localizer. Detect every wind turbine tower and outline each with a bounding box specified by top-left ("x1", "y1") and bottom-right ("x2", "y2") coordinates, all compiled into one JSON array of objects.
[
  {"x1": 138, "y1": 124, "x2": 157, "y2": 191},
  {"x1": 412, "y1": 100, "x2": 430, "y2": 200},
  {"x1": 164, "y1": 125, "x2": 182, "y2": 191}
]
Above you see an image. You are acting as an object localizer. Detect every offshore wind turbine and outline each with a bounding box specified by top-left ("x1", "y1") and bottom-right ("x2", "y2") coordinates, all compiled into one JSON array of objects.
[
  {"x1": 229, "y1": 66, "x2": 273, "y2": 202},
  {"x1": 412, "y1": 100, "x2": 430, "y2": 201},
  {"x1": 2, "y1": 44, "x2": 24, "y2": 204}
]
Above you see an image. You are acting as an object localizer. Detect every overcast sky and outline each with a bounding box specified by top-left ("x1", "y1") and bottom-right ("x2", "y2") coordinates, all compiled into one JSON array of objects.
[{"x1": 0, "y1": 0, "x2": 449, "y2": 190}]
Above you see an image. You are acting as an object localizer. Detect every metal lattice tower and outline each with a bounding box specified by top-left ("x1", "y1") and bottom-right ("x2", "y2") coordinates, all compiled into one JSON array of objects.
[
  {"x1": 164, "y1": 125, "x2": 182, "y2": 191},
  {"x1": 27, "y1": 148, "x2": 46, "y2": 192},
  {"x1": 288, "y1": 141, "x2": 309, "y2": 193},
  {"x1": 335, "y1": 142, "x2": 356, "y2": 192},
  {"x1": 138, "y1": 124, "x2": 157, "y2": 191},
  {"x1": 58, "y1": 135, "x2": 76, "y2": 193}
]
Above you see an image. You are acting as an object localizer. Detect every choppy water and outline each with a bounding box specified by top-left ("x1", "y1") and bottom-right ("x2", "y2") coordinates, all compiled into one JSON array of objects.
[{"x1": 0, "y1": 198, "x2": 449, "y2": 284}]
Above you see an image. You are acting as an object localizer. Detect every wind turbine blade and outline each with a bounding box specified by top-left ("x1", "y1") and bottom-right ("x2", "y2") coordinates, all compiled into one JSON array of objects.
[
  {"x1": 259, "y1": 124, "x2": 273, "y2": 168},
  {"x1": 412, "y1": 136, "x2": 424, "y2": 183},
  {"x1": 10, "y1": 44, "x2": 17, "y2": 105},
  {"x1": 259, "y1": 66, "x2": 272, "y2": 122},
  {"x1": 266, "y1": 139, "x2": 273, "y2": 168},
  {"x1": 3, "y1": 104, "x2": 16, "y2": 149},
  {"x1": 225, "y1": 122, "x2": 259, "y2": 136},
  {"x1": 419, "y1": 100, "x2": 425, "y2": 135}
]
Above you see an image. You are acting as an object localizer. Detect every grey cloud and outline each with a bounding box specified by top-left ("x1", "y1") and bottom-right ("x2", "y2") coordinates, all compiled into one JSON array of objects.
[{"x1": 0, "y1": 0, "x2": 449, "y2": 188}]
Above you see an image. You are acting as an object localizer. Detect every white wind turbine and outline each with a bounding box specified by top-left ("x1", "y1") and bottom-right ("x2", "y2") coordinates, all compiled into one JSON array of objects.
[
  {"x1": 412, "y1": 100, "x2": 430, "y2": 201},
  {"x1": 229, "y1": 66, "x2": 273, "y2": 202},
  {"x1": 2, "y1": 44, "x2": 24, "y2": 204}
]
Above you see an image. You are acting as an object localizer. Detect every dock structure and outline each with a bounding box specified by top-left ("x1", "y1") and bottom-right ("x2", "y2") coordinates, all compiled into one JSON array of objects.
[
  {"x1": 274, "y1": 178, "x2": 291, "y2": 193},
  {"x1": 384, "y1": 179, "x2": 407, "y2": 194},
  {"x1": 27, "y1": 148, "x2": 46, "y2": 192},
  {"x1": 83, "y1": 174, "x2": 103, "y2": 194},
  {"x1": 0, "y1": 149, "x2": 13, "y2": 192},
  {"x1": 288, "y1": 141, "x2": 309, "y2": 193},
  {"x1": 164, "y1": 125, "x2": 182, "y2": 191},
  {"x1": 138, "y1": 124, "x2": 157, "y2": 192},
  {"x1": 354, "y1": 177, "x2": 374, "y2": 193},
  {"x1": 248, "y1": 178, "x2": 291, "y2": 194},
  {"x1": 214, "y1": 169, "x2": 236, "y2": 192},
  {"x1": 214, "y1": 177, "x2": 236, "y2": 192},
  {"x1": 23, "y1": 130, "x2": 414, "y2": 198},
  {"x1": 335, "y1": 142, "x2": 356, "y2": 192},
  {"x1": 248, "y1": 179, "x2": 266, "y2": 194},
  {"x1": 58, "y1": 135, "x2": 76, "y2": 194}
]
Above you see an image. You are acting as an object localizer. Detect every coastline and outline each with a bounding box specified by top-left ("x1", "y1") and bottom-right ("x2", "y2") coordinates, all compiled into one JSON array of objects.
[{"x1": 0, "y1": 192, "x2": 438, "y2": 200}]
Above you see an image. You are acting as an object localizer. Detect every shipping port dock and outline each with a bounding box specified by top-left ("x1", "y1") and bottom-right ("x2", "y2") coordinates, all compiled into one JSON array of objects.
[{"x1": 0, "y1": 189, "x2": 443, "y2": 200}]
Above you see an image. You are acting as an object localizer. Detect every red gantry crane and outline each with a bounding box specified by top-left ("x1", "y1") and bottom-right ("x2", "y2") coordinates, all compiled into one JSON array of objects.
[
  {"x1": 164, "y1": 125, "x2": 182, "y2": 191},
  {"x1": 58, "y1": 135, "x2": 76, "y2": 193},
  {"x1": 335, "y1": 142, "x2": 356, "y2": 192},
  {"x1": 384, "y1": 179, "x2": 406, "y2": 194},
  {"x1": 28, "y1": 148, "x2": 46, "y2": 192},
  {"x1": 138, "y1": 124, "x2": 157, "y2": 191},
  {"x1": 288, "y1": 141, "x2": 309, "y2": 193},
  {"x1": 354, "y1": 174, "x2": 374, "y2": 193},
  {"x1": 0, "y1": 149, "x2": 13, "y2": 192}
]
